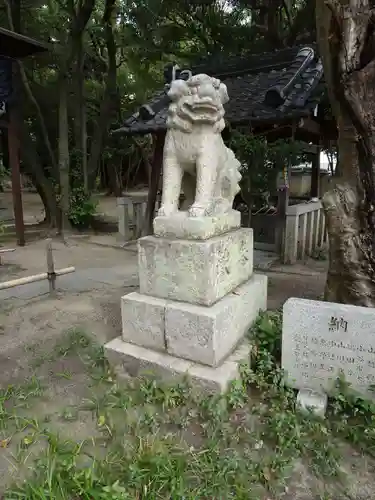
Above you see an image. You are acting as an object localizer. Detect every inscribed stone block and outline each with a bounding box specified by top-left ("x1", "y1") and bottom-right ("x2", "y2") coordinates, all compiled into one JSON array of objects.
[
  {"x1": 282, "y1": 298, "x2": 375, "y2": 400},
  {"x1": 153, "y1": 210, "x2": 241, "y2": 240},
  {"x1": 138, "y1": 228, "x2": 253, "y2": 306},
  {"x1": 165, "y1": 274, "x2": 267, "y2": 366},
  {"x1": 121, "y1": 292, "x2": 167, "y2": 351}
]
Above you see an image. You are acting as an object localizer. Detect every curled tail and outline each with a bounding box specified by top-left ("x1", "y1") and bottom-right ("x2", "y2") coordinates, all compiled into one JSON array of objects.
[{"x1": 225, "y1": 147, "x2": 242, "y2": 196}]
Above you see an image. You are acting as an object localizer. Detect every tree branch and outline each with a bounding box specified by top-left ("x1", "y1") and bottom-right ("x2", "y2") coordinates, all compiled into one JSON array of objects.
[{"x1": 88, "y1": 31, "x2": 107, "y2": 66}]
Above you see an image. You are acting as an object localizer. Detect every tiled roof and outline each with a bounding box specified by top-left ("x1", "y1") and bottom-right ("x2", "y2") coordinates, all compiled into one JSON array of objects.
[
  {"x1": 0, "y1": 27, "x2": 49, "y2": 59},
  {"x1": 115, "y1": 44, "x2": 324, "y2": 136}
]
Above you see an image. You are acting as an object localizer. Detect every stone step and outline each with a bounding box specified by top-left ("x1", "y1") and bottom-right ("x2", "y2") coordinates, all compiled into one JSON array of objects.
[{"x1": 105, "y1": 337, "x2": 251, "y2": 394}]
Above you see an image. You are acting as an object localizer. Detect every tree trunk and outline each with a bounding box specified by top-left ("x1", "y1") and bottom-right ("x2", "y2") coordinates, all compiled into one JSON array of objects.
[
  {"x1": 82, "y1": 103, "x2": 88, "y2": 191},
  {"x1": 316, "y1": 0, "x2": 375, "y2": 306},
  {"x1": 27, "y1": 170, "x2": 57, "y2": 226},
  {"x1": 58, "y1": 77, "x2": 71, "y2": 232},
  {"x1": 74, "y1": 37, "x2": 88, "y2": 192},
  {"x1": 87, "y1": 0, "x2": 118, "y2": 189},
  {"x1": 1, "y1": 127, "x2": 9, "y2": 171},
  {"x1": 6, "y1": 0, "x2": 58, "y2": 181},
  {"x1": 19, "y1": 126, "x2": 59, "y2": 227},
  {"x1": 106, "y1": 160, "x2": 122, "y2": 196}
]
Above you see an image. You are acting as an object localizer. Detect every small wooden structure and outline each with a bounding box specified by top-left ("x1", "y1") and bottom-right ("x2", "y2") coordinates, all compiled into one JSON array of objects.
[
  {"x1": 113, "y1": 44, "x2": 336, "y2": 261},
  {"x1": 0, "y1": 27, "x2": 49, "y2": 246}
]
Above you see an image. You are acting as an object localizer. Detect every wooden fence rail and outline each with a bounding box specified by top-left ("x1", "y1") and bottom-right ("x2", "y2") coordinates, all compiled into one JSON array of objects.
[
  {"x1": 0, "y1": 239, "x2": 75, "y2": 292},
  {"x1": 283, "y1": 200, "x2": 327, "y2": 264}
]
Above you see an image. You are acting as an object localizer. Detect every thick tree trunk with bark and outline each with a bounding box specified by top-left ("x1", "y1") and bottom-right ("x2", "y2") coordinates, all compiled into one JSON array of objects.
[
  {"x1": 19, "y1": 126, "x2": 60, "y2": 227},
  {"x1": 316, "y1": 0, "x2": 375, "y2": 306},
  {"x1": 58, "y1": 77, "x2": 71, "y2": 232}
]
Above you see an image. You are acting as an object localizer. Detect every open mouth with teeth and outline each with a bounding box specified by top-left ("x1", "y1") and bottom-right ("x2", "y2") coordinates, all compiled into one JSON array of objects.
[{"x1": 188, "y1": 97, "x2": 219, "y2": 113}]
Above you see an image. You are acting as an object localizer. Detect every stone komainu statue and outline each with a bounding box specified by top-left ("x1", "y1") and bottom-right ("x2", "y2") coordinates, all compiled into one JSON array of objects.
[{"x1": 158, "y1": 74, "x2": 242, "y2": 218}]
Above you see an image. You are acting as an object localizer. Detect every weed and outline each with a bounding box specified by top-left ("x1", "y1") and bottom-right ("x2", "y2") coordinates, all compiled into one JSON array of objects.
[
  {"x1": 2, "y1": 315, "x2": 375, "y2": 498},
  {"x1": 311, "y1": 246, "x2": 328, "y2": 261},
  {"x1": 249, "y1": 309, "x2": 282, "y2": 361}
]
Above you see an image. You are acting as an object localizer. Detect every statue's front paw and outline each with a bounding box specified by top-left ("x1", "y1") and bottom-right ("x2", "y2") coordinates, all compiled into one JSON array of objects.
[
  {"x1": 158, "y1": 205, "x2": 176, "y2": 217},
  {"x1": 188, "y1": 205, "x2": 207, "y2": 217}
]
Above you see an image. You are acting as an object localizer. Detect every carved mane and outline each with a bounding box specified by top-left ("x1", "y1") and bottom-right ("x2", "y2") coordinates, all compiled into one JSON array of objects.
[{"x1": 166, "y1": 74, "x2": 228, "y2": 133}]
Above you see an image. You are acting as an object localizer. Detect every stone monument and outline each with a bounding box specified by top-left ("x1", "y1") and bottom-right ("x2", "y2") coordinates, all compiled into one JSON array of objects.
[
  {"x1": 105, "y1": 74, "x2": 268, "y2": 392},
  {"x1": 283, "y1": 297, "x2": 375, "y2": 415}
]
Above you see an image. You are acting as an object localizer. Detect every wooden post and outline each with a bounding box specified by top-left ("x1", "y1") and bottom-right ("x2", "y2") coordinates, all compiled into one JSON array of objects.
[
  {"x1": 8, "y1": 107, "x2": 25, "y2": 246},
  {"x1": 144, "y1": 131, "x2": 165, "y2": 236},
  {"x1": 7, "y1": 2, "x2": 25, "y2": 247},
  {"x1": 310, "y1": 145, "x2": 320, "y2": 199},
  {"x1": 117, "y1": 196, "x2": 131, "y2": 242},
  {"x1": 283, "y1": 212, "x2": 299, "y2": 264},
  {"x1": 276, "y1": 166, "x2": 290, "y2": 254},
  {"x1": 0, "y1": 248, "x2": 15, "y2": 265},
  {"x1": 46, "y1": 238, "x2": 56, "y2": 293}
]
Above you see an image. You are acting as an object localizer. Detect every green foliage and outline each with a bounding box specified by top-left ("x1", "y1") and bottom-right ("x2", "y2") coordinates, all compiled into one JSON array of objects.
[
  {"x1": 249, "y1": 310, "x2": 283, "y2": 362},
  {"x1": 229, "y1": 132, "x2": 307, "y2": 203},
  {"x1": 328, "y1": 374, "x2": 375, "y2": 456},
  {"x1": 311, "y1": 246, "x2": 328, "y2": 261},
  {"x1": 68, "y1": 187, "x2": 98, "y2": 228},
  {"x1": 248, "y1": 311, "x2": 375, "y2": 461},
  {"x1": 5, "y1": 0, "x2": 318, "y2": 228},
  {"x1": 0, "y1": 163, "x2": 6, "y2": 180}
]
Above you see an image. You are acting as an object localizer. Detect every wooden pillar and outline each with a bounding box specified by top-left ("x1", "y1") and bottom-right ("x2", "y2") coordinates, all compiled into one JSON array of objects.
[
  {"x1": 310, "y1": 145, "x2": 321, "y2": 199},
  {"x1": 8, "y1": 109, "x2": 25, "y2": 246},
  {"x1": 144, "y1": 131, "x2": 165, "y2": 235},
  {"x1": 275, "y1": 164, "x2": 290, "y2": 255}
]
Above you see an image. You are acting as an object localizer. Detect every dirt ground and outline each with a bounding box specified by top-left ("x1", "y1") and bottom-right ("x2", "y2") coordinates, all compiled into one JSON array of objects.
[
  {"x1": 0, "y1": 239, "x2": 373, "y2": 499},
  {"x1": 0, "y1": 191, "x2": 327, "y2": 394},
  {"x1": 5, "y1": 192, "x2": 369, "y2": 498}
]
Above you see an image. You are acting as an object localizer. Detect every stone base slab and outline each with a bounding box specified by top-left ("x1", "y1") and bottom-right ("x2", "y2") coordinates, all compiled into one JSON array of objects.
[
  {"x1": 121, "y1": 293, "x2": 167, "y2": 351},
  {"x1": 104, "y1": 337, "x2": 251, "y2": 394},
  {"x1": 138, "y1": 227, "x2": 253, "y2": 306},
  {"x1": 121, "y1": 274, "x2": 267, "y2": 367},
  {"x1": 153, "y1": 210, "x2": 241, "y2": 240}
]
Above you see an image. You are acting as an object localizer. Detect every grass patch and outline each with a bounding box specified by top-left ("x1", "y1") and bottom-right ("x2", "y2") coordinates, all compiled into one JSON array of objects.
[{"x1": 0, "y1": 316, "x2": 375, "y2": 498}]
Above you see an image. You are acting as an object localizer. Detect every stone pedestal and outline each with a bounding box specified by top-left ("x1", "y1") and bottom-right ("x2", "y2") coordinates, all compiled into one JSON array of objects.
[
  {"x1": 105, "y1": 213, "x2": 268, "y2": 393},
  {"x1": 138, "y1": 227, "x2": 253, "y2": 306}
]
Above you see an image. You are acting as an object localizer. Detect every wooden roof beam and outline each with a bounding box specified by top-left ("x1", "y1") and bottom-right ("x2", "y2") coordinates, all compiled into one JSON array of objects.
[{"x1": 297, "y1": 117, "x2": 321, "y2": 136}]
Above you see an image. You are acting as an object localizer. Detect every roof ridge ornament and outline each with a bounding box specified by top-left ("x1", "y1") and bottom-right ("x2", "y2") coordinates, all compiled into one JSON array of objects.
[{"x1": 264, "y1": 46, "x2": 315, "y2": 108}]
